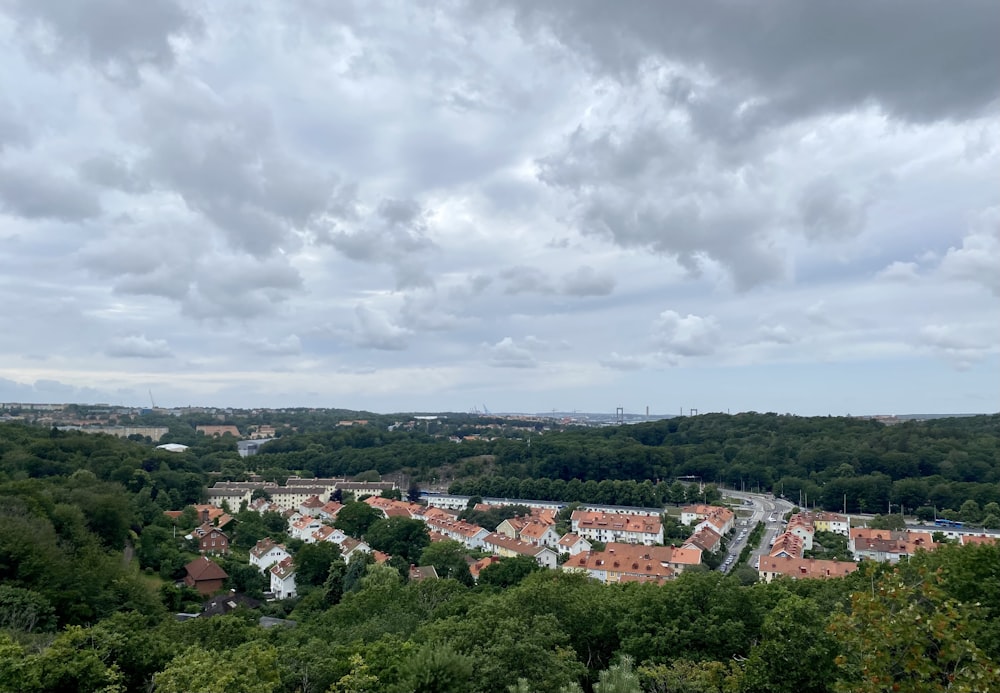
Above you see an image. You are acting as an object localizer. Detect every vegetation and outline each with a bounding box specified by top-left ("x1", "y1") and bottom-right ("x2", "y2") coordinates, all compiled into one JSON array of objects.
[{"x1": 0, "y1": 413, "x2": 999, "y2": 691}]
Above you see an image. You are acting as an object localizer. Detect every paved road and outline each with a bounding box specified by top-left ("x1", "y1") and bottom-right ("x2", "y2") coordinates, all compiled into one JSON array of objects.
[{"x1": 718, "y1": 490, "x2": 795, "y2": 571}]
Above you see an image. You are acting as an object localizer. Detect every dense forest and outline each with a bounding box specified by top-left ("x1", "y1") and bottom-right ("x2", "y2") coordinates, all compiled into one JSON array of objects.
[{"x1": 2, "y1": 415, "x2": 1000, "y2": 691}]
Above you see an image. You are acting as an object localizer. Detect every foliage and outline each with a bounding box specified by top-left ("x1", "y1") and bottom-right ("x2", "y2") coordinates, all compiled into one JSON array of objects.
[
  {"x1": 334, "y1": 502, "x2": 383, "y2": 538},
  {"x1": 830, "y1": 567, "x2": 1000, "y2": 693},
  {"x1": 365, "y1": 517, "x2": 430, "y2": 565}
]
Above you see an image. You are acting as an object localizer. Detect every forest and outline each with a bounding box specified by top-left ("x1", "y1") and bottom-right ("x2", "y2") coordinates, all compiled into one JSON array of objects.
[{"x1": 0, "y1": 413, "x2": 999, "y2": 691}]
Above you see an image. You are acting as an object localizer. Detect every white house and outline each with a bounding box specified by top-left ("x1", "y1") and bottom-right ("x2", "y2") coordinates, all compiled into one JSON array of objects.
[
  {"x1": 269, "y1": 557, "x2": 297, "y2": 599},
  {"x1": 249, "y1": 539, "x2": 290, "y2": 573}
]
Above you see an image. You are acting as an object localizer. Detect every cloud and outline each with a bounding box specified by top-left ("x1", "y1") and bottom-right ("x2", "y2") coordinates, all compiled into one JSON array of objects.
[
  {"x1": 876, "y1": 261, "x2": 920, "y2": 282},
  {"x1": 599, "y1": 352, "x2": 648, "y2": 371},
  {"x1": 559, "y1": 265, "x2": 615, "y2": 296},
  {"x1": 798, "y1": 176, "x2": 870, "y2": 240},
  {"x1": 6, "y1": 0, "x2": 202, "y2": 82},
  {"x1": 0, "y1": 165, "x2": 101, "y2": 221},
  {"x1": 500, "y1": 1, "x2": 1000, "y2": 126},
  {"x1": 243, "y1": 335, "x2": 302, "y2": 356},
  {"x1": 500, "y1": 266, "x2": 553, "y2": 295},
  {"x1": 354, "y1": 305, "x2": 411, "y2": 351},
  {"x1": 651, "y1": 310, "x2": 720, "y2": 357},
  {"x1": 939, "y1": 209, "x2": 1000, "y2": 295},
  {"x1": 756, "y1": 325, "x2": 796, "y2": 345},
  {"x1": 106, "y1": 334, "x2": 173, "y2": 358},
  {"x1": 486, "y1": 337, "x2": 537, "y2": 368}
]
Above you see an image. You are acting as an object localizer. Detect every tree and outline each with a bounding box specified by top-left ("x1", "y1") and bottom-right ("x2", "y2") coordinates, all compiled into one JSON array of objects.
[
  {"x1": 594, "y1": 656, "x2": 641, "y2": 693},
  {"x1": 0, "y1": 585, "x2": 55, "y2": 633},
  {"x1": 866, "y1": 513, "x2": 906, "y2": 531},
  {"x1": 295, "y1": 542, "x2": 343, "y2": 587},
  {"x1": 419, "y1": 540, "x2": 474, "y2": 585},
  {"x1": 153, "y1": 642, "x2": 283, "y2": 693},
  {"x1": 478, "y1": 556, "x2": 541, "y2": 589},
  {"x1": 365, "y1": 517, "x2": 430, "y2": 565},
  {"x1": 334, "y1": 503, "x2": 382, "y2": 538},
  {"x1": 830, "y1": 567, "x2": 1000, "y2": 692},
  {"x1": 741, "y1": 594, "x2": 837, "y2": 693},
  {"x1": 400, "y1": 643, "x2": 474, "y2": 693},
  {"x1": 328, "y1": 654, "x2": 379, "y2": 693}
]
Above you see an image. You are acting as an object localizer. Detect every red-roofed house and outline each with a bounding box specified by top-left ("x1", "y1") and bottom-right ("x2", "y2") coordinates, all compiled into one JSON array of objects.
[
  {"x1": 571, "y1": 511, "x2": 663, "y2": 545},
  {"x1": 184, "y1": 556, "x2": 228, "y2": 595},
  {"x1": 758, "y1": 556, "x2": 858, "y2": 583},
  {"x1": 270, "y1": 557, "x2": 297, "y2": 599}
]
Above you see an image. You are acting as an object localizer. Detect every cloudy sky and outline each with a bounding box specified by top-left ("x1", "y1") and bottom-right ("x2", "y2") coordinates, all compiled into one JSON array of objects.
[{"x1": 1, "y1": 1, "x2": 998, "y2": 416}]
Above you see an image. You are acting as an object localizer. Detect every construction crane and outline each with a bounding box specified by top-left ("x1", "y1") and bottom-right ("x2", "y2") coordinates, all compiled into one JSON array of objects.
[{"x1": 148, "y1": 389, "x2": 156, "y2": 409}]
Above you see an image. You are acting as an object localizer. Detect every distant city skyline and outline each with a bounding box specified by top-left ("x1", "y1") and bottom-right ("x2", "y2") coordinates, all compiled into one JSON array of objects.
[{"x1": 0, "y1": 2, "x2": 997, "y2": 418}]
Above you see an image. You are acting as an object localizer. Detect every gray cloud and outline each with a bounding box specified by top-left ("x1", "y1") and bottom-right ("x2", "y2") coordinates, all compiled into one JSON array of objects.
[
  {"x1": 559, "y1": 265, "x2": 615, "y2": 296},
  {"x1": 354, "y1": 305, "x2": 411, "y2": 351},
  {"x1": 501, "y1": 1, "x2": 1000, "y2": 127},
  {"x1": 798, "y1": 176, "x2": 871, "y2": 241},
  {"x1": 0, "y1": 165, "x2": 101, "y2": 221},
  {"x1": 6, "y1": 0, "x2": 202, "y2": 82}
]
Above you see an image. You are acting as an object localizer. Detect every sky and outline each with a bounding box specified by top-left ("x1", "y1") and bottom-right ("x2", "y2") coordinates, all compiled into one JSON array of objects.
[{"x1": 0, "y1": 1, "x2": 998, "y2": 416}]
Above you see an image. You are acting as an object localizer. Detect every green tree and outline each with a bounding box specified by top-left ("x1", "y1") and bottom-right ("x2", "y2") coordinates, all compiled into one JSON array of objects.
[
  {"x1": 334, "y1": 503, "x2": 382, "y2": 538},
  {"x1": 153, "y1": 642, "x2": 282, "y2": 693},
  {"x1": 831, "y1": 567, "x2": 1000, "y2": 693},
  {"x1": 419, "y1": 540, "x2": 474, "y2": 585},
  {"x1": 400, "y1": 643, "x2": 474, "y2": 693},
  {"x1": 295, "y1": 542, "x2": 343, "y2": 587},
  {"x1": 365, "y1": 517, "x2": 430, "y2": 565},
  {"x1": 327, "y1": 654, "x2": 379, "y2": 693},
  {"x1": 594, "y1": 656, "x2": 641, "y2": 693},
  {"x1": 741, "y1": 594, "x2": 837, "y2": 693},
  {"x1": 478, "y1": 556, "x2": 541, "y2": 589}
]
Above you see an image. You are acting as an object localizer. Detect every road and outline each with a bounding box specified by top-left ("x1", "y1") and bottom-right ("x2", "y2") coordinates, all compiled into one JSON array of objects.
[{"x1": 718, "y1": 490, "x2": 795, "y2": 571}]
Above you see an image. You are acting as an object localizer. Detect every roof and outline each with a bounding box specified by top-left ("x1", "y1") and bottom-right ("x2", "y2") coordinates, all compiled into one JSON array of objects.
[
  {"x1": 483, "y1": 533, "x2": 553, "y2": 558},
  {"x1": 571, "y1": 510, "x2": 662, "y2": 535},
  {"x1": 156, "y1": 443, "x2": 189, "y2": 452},
  {"x1": 566, "y1": 544, "x2": 675, "y2": 582},
  {"x1": 270, "y1": 556, "x2": 295, "y2": 580},
  {"x1": 185, "y1": 556, "x2": 228, "y2": 582},
  {"x1": 409, "y1": 565, "x2": 439, "y2": 581},
  {"x1": 758, "y1": 555, "x2": 858, "y2": 580},
  {"x1": 201, "y1": 593, "x2": 260, "y2": 617},
  {"x1": 558, "y1": 533, "x2": 586, "y2": 547}
]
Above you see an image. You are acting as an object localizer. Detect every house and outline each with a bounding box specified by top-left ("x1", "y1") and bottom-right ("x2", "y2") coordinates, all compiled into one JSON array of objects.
[
  {"x1": 201, "y1": 593, "x2": 261, "y2": 617},
  {"x1": 518, "y1": 521, "x2": 561, "y2": 549},
  {"x1": 339, "y1": 537, "x2": 372, "y2": 561},
  {"x1": 563, "y1": 544, "x2": 675, "y2": 584},
  {"x1": 681, "y1": 505, "x2": 736, "y2": 536},
  {"x1": 424, "y1": 517, "x2": 490, "y2": 550},
  {"x1": 570, "y1": 511, "x2": 664, "y2": 545},
  {"x1": 184, "y1": 557, "x2": 228, "y2": 596},
  {"x1": 770, "y1": 532, "x2": 805, "y2": 559},
  {"x1": 496, "y1": 516, "x2": 530, "y2": 539},
  {"x1": 469, "y1": 556, "x2": 501, "y2": 581},
  {"x1": 409, "y1": 565, "x2": 439, "y2": 581},
  {"x1": 684, "y1": 525, "x2": 722, "y2": 554},
  {"x1": 317, "y1": 501, "x2": 344, "y2": 520},
  {"x1": 249, "y1": 539, "x2": 290, "y2": 573},
  {"x1": 557, "y1": 533, "x2": 592, "y2": 556},
  {"x1": 299, "y1": 495, "x2": 325, "y2": 516},
  {"x1": 336, "y1": 481, "x2": 397, "y2": 498},
  {"x1": 848, "y1": 528, "x2": 936, "y2": 563},
  {"x1": 757, "y1": 556, "x2": 858, "y2": 583},
  {"x1": 786, "y1": 516, "x2": 815, "y2": 551},
  {"x1": 289, "y1": 516, "x2": 323, "y2": 542},
  {"x1": 270, "y1": 557, "x2": 297, "y2": 599},
  {"x1": 799, "y1": 510, "x2": 851, "y2": 536},
  {"x1": 197, "y1": 425, "x2": 242, "y2": 438},
  {"x1": 482, "y1": 533, "x2": 558, "y2": 569},
  {"x1": 191, "y1": 523, "x2": 230, "y2": 555}
]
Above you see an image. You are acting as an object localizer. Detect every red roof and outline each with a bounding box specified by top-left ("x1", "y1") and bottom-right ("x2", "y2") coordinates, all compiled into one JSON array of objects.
[{"x1": 184, "y1": 556, "x2": 228, "y2": 581}]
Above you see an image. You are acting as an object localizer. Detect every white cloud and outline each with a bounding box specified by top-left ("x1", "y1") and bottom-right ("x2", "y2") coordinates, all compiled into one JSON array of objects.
[
  {"x1": 651, "y1": 310, "x2": 720, "y2": 358},
  {"x1": 106, "y1": 334, "x2": 173, "y2": 359}
]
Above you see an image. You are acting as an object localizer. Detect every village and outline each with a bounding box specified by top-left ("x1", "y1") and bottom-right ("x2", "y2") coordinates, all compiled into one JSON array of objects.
[{"x1": 172, "y1": 478, "x2": 999, "y2": 604}]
